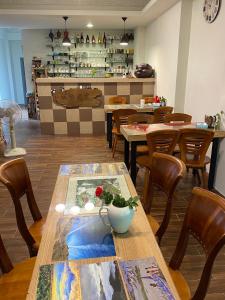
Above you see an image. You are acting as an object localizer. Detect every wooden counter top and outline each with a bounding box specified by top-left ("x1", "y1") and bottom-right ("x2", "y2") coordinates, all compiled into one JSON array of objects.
[{"x1": 36, "y1": 77, "x2": 155, "y2": 84}]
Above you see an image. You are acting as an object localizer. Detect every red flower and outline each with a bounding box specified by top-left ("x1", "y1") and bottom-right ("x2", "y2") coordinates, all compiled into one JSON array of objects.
[{"x1": 95, "y1": 186, "x2": 103, "y2": 197}]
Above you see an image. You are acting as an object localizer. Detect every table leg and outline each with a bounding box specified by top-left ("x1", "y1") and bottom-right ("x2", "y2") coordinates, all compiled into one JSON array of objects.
[
  {"x1": 107, "y1": 113, "x2": 112, "y2": 148},
  {"x1": 208, "y1": 138, "x2": 220, "y2": 190},
  {"x1": 130, "y1": 142, "x2": 137, "y2": 186},
  {"x1": 124, "y1": 138, "x2": 129, "y2": 169}
]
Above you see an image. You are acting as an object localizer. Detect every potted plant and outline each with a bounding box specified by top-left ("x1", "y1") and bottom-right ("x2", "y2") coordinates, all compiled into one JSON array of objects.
[{"x1": 96, "y1": 186, "x2": 139, "y2": 234}]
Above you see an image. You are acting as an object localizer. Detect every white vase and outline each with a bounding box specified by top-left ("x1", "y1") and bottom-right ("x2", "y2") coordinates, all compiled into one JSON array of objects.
[{"x1": 99, "y1": 204, "x2": 135, "y2": 234}]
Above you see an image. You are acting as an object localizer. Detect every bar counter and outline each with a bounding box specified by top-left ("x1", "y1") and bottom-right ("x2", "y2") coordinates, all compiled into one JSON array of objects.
[{"x1": 36, "y1": 77, "x2": 155, "y2": 136}]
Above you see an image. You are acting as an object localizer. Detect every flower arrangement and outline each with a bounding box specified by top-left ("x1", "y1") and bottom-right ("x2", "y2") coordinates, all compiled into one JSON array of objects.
[
  {"x1": 95, "y1": 186, "x2": 139, "y2": 209},
  {"x1": 154, "y1": 96, "x2": 167, "y2": 106}
]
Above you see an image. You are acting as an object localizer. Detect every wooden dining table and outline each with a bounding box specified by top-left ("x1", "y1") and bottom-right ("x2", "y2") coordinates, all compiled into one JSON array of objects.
[
  {"x1": 27, "y1": 162, "x2": 180, "y2": 299},
  {"x1": 104, "y1": 104, "x2": 155, "y2": 148},
  {"x1": 120, "y1": 123, "x2": 225, "y2": 188}
]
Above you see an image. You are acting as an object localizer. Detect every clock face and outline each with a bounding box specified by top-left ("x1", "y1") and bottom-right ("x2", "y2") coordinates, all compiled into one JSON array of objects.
[{"x1": 203, "y1": 0, "x2": 221, "y2": 23}]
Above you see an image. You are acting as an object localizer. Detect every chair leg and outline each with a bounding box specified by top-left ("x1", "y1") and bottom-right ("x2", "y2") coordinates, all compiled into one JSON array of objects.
[
  {"x1": 112, "y1": 135, "x2": 118, "y2": 158},
  {"x1": 156, "y1": 196, "x2": 173, "y2": 245},
  {"x1": 201, "y1": 168, "x2": 208, "y2": 189},
  {"x1": 143, "y1": 169, "x2": 153, "y2": 214},
  {"x1": 193, "y1": 168, "x2": 201, "y2": 185}
]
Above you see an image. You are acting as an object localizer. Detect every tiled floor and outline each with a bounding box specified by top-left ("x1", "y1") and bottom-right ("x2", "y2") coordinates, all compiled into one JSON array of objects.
[{"x1": 0, "y1": 118, "x2": 225, "y2": 299}]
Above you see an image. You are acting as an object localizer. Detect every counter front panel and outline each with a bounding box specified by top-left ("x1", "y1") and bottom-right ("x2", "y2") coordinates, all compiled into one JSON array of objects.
[{"x1": 37, "y1": 78, "x2": 155, "y2": 136}]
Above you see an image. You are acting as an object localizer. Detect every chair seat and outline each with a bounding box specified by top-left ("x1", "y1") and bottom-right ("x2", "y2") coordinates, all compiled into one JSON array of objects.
[
  {"x1": 136, "y1": 155, "x2": 151, "y2": 168},
  {"x1": 146, "y1": 214, "x2": 160, "y2": 235},
  {"x1": 185, "y1": 155, "x2": 211, "y2": 169},
  {"x1": 0, "y1": 257, "x2": 36, "y2": 300},
  {"x1": 137, "y1": 145, "x2": 149, "y2": 154},
  {"x1": 29, "y1": 217, "x2": 46, "y2": 245},
  {"x1": 169, "y1": 268, "x2": 191, "y2": 300}
]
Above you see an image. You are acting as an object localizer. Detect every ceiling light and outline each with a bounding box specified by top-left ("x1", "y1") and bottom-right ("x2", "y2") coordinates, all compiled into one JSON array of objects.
[
  {"x1": 62, "y1": 16, "x2": 71, "y2": 46},
  {"x1": 86, "y1": 23, "x2": 94, "y2": 28},
  {"x1": 120, "y1": 17, "x2": 128, "y2": 46}
]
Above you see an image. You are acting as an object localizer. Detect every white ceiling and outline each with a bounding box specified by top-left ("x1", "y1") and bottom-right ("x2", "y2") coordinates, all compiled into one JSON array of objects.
[
  {"x1": 0, "y1": 0, "x2": 150, "y2": 11},
  {"x1": 0, "y1": 0, "x2": 180, "y2": 29}
]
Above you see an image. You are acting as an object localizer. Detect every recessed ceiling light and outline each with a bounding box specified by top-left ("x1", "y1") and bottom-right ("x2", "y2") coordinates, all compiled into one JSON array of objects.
[{"x1": 86, "y1": 23, "x2": 94, "y2": 28}]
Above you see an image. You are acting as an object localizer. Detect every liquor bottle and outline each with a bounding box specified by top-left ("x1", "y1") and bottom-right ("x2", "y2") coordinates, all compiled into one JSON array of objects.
[
  {"x1": 98, "y1": 32, "x2": 102, "y2": 44},
  {"x1": 76, "y1": 33, "x2": 80, "y2": 44},
  {"x1": 92, "y1": 35, "x2": 96, "y2": 44},
  {"x1": 49, "y1": 30, "x2": 54, "y2": 42},
  {"x1": 103, "y1": 32, "x2": 106, "y2": 46},
  {"x1": 86, "y1": 35, "x2": 90, "y2": 44},
  {"x1": 80, "y1": 33, "x2": 84, "y2": 43}
]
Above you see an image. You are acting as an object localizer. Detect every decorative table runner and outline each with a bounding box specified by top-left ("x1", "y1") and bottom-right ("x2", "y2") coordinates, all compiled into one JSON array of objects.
[{"x1": 36, "y1": 257, "x2": 175, "y2": 300}]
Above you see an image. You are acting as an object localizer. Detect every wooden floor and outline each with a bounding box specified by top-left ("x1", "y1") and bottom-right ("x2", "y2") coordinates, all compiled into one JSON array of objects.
[{"x1": 0, "y1": 119, "x2": 225, "y2": 299}]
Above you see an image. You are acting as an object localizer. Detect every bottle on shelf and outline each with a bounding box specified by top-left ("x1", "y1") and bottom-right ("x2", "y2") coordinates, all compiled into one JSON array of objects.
[
  {"x1": 86, "y1": 35, "x2": 90, "y2": 44},
  {"x1": 103, "y1": 32, "x2": 106, "y2": 46},
  {"x1": 80, "y1": 33, "x2": 84, "y2": 43},
  {"x1": 76, "y1": 33, "x2": 80, "y2": 44},
  {"x1": 92, "y1": 35, "x2": 96, "y2": 44},
  {"x1": 98, "y1": 32, "x2": 102, "y2": 44}
]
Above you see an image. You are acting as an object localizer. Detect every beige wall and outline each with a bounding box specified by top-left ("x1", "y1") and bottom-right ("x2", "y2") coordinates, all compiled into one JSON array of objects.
[
  {"x1": 144, "y1": 2, "x2": 182, "y2": 106},
  {"x1": 184, "y1": 0, "x2": 225, "y2": 194}
]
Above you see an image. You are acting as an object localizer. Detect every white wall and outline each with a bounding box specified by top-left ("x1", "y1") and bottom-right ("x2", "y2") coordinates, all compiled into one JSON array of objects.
[
  {"x1": 185, "y1": 0, "x2": 225, "y2": 194},
  {"x1": 144, "y1": 2, "x2": 182, "y2": 106},
  {"x1": 134, "y1": 26, "x2": 146, "y2": 66}
]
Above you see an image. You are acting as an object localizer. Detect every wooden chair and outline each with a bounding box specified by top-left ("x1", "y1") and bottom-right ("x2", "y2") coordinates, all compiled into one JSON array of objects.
[
  {"x1": 109, "y1": 96, "x2": 127, "y2": 128},
  {"x1": 112, "y1": 109, "x2": 136, "y2": 158},
  {"x1": 153, "y1": 106, "x2": 173, "y2": 123},
  {"x1": 164, "y1": 113, "x2": 192, "y2": 123},
  {"x1": 108, "y1": 96, "x2": 127, "y2": 105},
  {"x1": 169, "y1": 187, "x2": 225, "y2": 300},
  {"x1": 128, "y1": 113, "x2": 154, "y2": 125},
  {"x1": 137, "y1": 129, "x2": 180, "y2": 169},
  {"x1": 0, "y1": 158, "x2": 45, "y2": 257},
  {"x1": 128, "y1": 113, "x2": 154, "y2": 155},
  {"x1": 143, "y1": 153, "x2": 186, "y2": 244},
  {"x1": 178, "y1": 128, "x2": 214, "y2": 188},
  {"x1": 144, "y1": 97, "x2": 154, "y2": 104},
  {"x1": 0, "y1": 233, "x2": 36, "y2": 300}
]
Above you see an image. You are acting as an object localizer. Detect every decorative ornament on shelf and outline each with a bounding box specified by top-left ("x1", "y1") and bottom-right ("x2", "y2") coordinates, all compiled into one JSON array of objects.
[
  {"x1": 96, "y1": 186, "x2": 139, "y2": 233},
  {"x1": 48, "y1": 30, "x2": 54, "y2": 42},
  {"x1": 120, "y1": 17, "x2": 129, "y2": 46},
  {"x1": 62, "y1": 16, "x2": 71, "y2": 46},
  {"x1": 56, "y1": 30, "x2": 61, "y2": 39},
  {"x1": 134, "y1": 63, "x2": 154, "y2": 78}
]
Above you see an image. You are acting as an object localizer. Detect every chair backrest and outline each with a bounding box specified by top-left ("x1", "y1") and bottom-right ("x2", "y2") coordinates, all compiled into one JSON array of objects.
[
  {"x1": 128, "y1": 113, "x2": 154, "y2": 125},
  {"x1": 146, "y1": 129, "x2": 180, "y2": 158},
  {"x1": 178, "y1": 128, "x2": 214, "y2": 167},
  {"x1": 144, "y1": 153, "x2": 186, "y2": 243},
  {"x1": 0, "y1": 158, "x2": 42, "y2": 256},
  {"x1": 144, "y1": 97, "x2": 154, "y2": 104},
  {"x1": 108, "y1": 96, "x2": 127, "y2": 105},
  {"x1": 169, "y1": 187, "x2": 225, "y2": 300},
  {"x1": 164, "y1": 113, "x2": 192, "y2": 123},
  {"x1": 0, "y1": 233, "x2": 13, "y2": 273},
  {"x1": 113, "y1": 109, "x2": 137, "y2": 133},
  {"x1": 153, "y1": 106, "x2": 173, "y2": 123}
]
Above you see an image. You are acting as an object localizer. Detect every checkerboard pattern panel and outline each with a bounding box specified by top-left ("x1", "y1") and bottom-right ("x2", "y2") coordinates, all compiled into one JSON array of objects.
[{"x1": 37, "y1": 81, "x2": 154, "y2": 136}]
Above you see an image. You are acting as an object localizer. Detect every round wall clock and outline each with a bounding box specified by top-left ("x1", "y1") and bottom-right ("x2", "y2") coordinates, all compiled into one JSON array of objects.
[{"x1": 203, "y1": 0, "x2": 221, "y2": 23}]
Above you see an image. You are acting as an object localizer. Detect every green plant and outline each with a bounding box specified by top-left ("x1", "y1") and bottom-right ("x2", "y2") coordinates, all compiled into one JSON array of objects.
[{"x1": 95, "y1": 186, "x2": 139, "y2": 209}]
